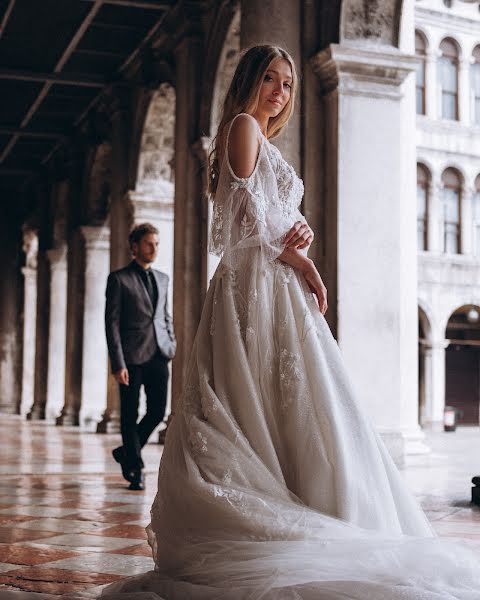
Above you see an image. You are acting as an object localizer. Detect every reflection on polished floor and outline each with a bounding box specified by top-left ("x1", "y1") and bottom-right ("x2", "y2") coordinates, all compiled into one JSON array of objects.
[{"x1": 0, "y1": 415, "x2": 479, "y2": 598}]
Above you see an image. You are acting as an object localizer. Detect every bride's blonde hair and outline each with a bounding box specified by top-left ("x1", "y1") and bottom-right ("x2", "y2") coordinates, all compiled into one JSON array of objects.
[{"x1": 208, "y1": 45, "x2": 298, "y2": 196}]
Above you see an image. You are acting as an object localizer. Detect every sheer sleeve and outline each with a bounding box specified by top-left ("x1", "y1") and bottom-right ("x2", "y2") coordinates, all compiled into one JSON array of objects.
[{"x1": 209, "y1": 116, "x2": 296, "y2": 269}]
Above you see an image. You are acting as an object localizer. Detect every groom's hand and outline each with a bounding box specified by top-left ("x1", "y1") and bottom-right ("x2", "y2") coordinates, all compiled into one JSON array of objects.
[{"x1": 114, "y1": 368, "x2": 129, "y2": 386}]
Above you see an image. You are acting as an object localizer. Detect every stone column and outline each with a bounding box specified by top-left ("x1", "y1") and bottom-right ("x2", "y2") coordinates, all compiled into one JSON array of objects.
[
  {"x1": 425, "y1": 50, "x2": 438, "y2": 120},
  {"x1": 312, "y1": 45, "x2": 424, "y2": 462},
  {"x1": 171, "y1": 31, "x2": 207, "y2": 414},
  {"x1": 98, "y1": 87, "x2": 132, "y2": 434},
  {"x1": 240, "y1": 0, "x2": 301, "y2": 171},
  {"x1": 44, "y1": 245, "x2": 68, "y2": 421},
  {"x1": 459, "y1": 57, "x2": 471, "y2": 126},
  {"x1": 0, "y1": 223, "x2": 24, "y2": 414},
  {"x1": 460, "y1": 185, "x2": 473, "y2": 255},
  {"x1": 28, "y1": 252, "x2": 50, "y2": 420},
  {"x1": 19, "y1": 229, "x2": 38, "y2": 417},
  {"x1": 429, "y1": 339, "x2": 449, "y2": 429},
  {"x1": 78, "y1": 225, "x2": 110, "y2": 431}
]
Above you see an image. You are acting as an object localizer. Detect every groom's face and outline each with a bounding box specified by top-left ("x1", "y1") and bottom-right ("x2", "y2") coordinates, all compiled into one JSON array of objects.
[{"x1": 134, "y1": 233, "x2": 159, "y2": 265}]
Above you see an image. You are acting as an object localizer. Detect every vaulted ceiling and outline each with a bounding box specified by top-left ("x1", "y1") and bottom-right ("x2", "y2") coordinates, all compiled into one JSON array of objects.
[{"x1": 0, "y1": 0, "x2": 176, "y2": 214}]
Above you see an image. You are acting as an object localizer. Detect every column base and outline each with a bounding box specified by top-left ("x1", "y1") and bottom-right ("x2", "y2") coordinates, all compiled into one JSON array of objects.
[
  {"x1": 0, "y1": 404, "x2": 19, "y2": 415},
  {"x1": 56, "y1": 409, "x2": 78, "y2": 426},
  {"x1": 27, "y1": 406, "x2": 45, "y2": 421},
  {"x1": 97, "y1": 409, "x2": 121, "y2": 434},
  {"x1": 402, "y1": 427, "x2": 431, "y2": 456}
]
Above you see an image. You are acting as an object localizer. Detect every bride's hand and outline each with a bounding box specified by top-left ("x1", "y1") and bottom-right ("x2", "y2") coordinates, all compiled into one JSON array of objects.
[
  {"x1": 301, "y1": 260, "x2": 328, "y2": 315},
  {"x1": 284, "y1": 221, "x2": 314, "y2": 250}
]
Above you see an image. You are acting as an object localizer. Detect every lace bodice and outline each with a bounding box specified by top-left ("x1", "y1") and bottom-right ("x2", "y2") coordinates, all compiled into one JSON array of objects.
[
  {"x1": 264, "y1": 140, "x2": 304, "y2": 219},
  {"x1": 209, "y1": 114, "x2": 306, "y2": 268}
]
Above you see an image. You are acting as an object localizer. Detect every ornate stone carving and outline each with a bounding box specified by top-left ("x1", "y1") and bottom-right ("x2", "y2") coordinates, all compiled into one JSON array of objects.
[
  {"x1": 136, "y1": 82, "x2": 176, "y2": 196},
  {"x1": 341, "y1": 0, "x2": 400, "y2": 47}
]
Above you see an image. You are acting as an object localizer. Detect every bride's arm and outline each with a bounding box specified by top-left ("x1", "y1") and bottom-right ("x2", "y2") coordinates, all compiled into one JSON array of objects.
[{"x1": 278, "y1": 247, "x2": 328, "y2": 315}]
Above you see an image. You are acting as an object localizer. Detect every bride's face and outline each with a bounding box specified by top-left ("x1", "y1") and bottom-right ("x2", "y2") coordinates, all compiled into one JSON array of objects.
[{"x1": 257, "y1": 57, "x2": 292, "y2": 118}]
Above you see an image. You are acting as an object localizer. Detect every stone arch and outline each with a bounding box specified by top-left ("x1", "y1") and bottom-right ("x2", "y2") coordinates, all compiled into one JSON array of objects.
[
  {"x1": 135, "y1": 82, "x2": 175, "y2": 200},
  {"x1": 210, "y1": 6, "x2": 240, "y2": 136},
  {"x1": 84, "y1": 142, "x2": 112, "y2": 225},
  {"x1": 444, "y1": 304, "x2": 480, "y2": 425},
  {"x1": 415, "y1": 28, "x2": 429, "y2": 51},
  {"x1": 418, "y1": 303, "x2": 433, "y2": 344}
]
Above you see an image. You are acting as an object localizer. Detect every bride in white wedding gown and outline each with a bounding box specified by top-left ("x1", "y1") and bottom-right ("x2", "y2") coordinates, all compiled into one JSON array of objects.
[{"x1": 102, "y1": 45, "x2": 480, "y2": 600}]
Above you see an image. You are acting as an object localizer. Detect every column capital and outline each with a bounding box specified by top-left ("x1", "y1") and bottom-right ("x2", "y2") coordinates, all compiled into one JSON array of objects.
[
  {"x1": 126, "y1": 189, "x2": 174, "y2": 220},
  {"x1": 310, "y1": 44, "x2": 418, "y2": 99},
  {"x1": 46, "y1": 245, "x2": 67, "y2": 270},
  {"x1": 80, "y1": 225, "x2": 110, "y2": 251},
  {"x1": 21, "y1": 266, "x2": 37, "y2": 279}
]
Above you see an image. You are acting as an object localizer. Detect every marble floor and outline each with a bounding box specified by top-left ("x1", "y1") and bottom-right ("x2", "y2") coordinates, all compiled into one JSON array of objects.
[{"x1": 0, "y1": 415, "x2": 479, "y2": 598}]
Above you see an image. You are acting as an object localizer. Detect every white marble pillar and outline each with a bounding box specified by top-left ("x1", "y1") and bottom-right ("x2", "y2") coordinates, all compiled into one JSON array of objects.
[
  {"x1": 425, "y1": 50, "x2": 438, "y2": 120},
  {"x1": 44, "y1": 245, "x2": 68, "y2": 422},
  {"x1": 312, "y1": 44, "x2": 426, "y2": 462},
  {"x1": 459, "y1": 57, "x2": 471, "y2": 126},
  {"x1": 19, "y1": 229, "x2": 38, "y2": 417},
  {"x1": 429, "y1": 339, "x2": 449, "y2": 428},
  {"x1": 78, "y1": 225, "x2": 110, "y2": 431}
]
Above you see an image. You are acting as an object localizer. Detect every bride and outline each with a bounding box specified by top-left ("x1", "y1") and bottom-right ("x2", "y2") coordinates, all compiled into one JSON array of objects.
[{"x1": 103, "y1": 45, "x2": 480, "y2": 600}]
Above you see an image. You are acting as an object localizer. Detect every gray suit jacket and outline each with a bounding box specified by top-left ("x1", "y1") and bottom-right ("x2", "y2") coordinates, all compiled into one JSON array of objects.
[{"x1": 105, "y1": 261, "x2": 176, "y2": 372}]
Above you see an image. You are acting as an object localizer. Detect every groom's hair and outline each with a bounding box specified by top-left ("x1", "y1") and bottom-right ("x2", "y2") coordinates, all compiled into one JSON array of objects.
[{"x1": 128, "y1": 222, "x2": 159, "y2": 248}]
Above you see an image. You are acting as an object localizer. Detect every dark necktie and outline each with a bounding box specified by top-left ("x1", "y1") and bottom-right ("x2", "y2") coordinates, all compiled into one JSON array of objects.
[{"x1": 142, "y1": 269, "x2": 156, "y2": 308}]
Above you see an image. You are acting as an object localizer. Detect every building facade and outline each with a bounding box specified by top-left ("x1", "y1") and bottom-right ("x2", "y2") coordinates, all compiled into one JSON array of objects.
[{"x1": 415, "y1": 0, "x2": 480, "y2": 428}]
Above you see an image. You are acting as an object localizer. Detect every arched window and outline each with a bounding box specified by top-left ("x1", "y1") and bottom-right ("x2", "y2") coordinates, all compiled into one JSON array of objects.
[
  {"x1": 442, "y1": 168, "x2": 461, "y2": 254},
  {"x1": 415, "y1": 31, "x2": 427, "y2": 115},
  {"x1": 473, "y1": 175, "x2": 480, "y2": 256},
  {"x1": 417, "y1": 164, "x2": 429, "y2": 251},
  {"x1": 439, "y1": 38, "x2": 459, "y2": 120},
  {"x1": 472, "y1": 46, "x2": 480, "y2": 125}
]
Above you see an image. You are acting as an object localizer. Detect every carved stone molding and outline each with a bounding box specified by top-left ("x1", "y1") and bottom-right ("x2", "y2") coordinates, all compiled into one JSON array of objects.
[
  {"x1": 80, "y1": 225, "x2": 110, "y2": 251},
  {"x1": 46, "y1": 245, "x2": 68, "y2": 271},
  {"x1": 126, "y1": 190, "x2": 174, "y2": 220},
  {"x1": 341, "y1": 0, "x2": 401, "y2": 47},
  {"x1": 311, "y1": 44, "x2": 418, "y2": 99}
]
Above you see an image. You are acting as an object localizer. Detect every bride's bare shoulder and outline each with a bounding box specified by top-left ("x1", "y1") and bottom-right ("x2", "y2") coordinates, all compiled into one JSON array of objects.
[{"x1": 228, "y1": 114, "x2": 261, "y2": 179}]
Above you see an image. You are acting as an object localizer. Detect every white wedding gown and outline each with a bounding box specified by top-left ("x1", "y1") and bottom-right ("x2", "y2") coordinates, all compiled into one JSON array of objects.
[{"x1": 102, "y1": 115, "x2": 480, "y2": 600}]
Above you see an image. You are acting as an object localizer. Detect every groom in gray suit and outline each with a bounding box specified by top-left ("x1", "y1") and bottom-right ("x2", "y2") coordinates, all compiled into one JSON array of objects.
[{"x1": 105, "y1": 223, "x2": 176, "y2": 490}]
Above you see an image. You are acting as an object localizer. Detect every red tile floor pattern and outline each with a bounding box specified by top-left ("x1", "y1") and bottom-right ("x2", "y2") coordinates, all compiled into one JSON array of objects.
[{"x1": 1, "y1": 416, "x2": 480, "y2": 598}]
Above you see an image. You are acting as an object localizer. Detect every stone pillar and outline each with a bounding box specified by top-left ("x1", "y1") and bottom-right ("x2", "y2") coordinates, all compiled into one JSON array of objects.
[
  {"x1": 460, "y1": 185, "x2": 473, "y2": 255},
  {"x1": 98, "y1": 88, "x2": 132, "y2": 434},
  {"x1": 0, "y1": 223, "x2": 24, "y2": 414},
  {"x1": 429, "y1": 339, "x2": 449, "y2": 428},
  {"x1": 427, "y1": 176, "x2": 442, "y2": 253},
  {"x1": 44, "y1": 246, "x2": 68, "y2": 421},
  {"x1": 59, "y1": 229, "x2": 84, "y2": 426},
  {"x1": 28, "y1": 252, "x2": 50, "y2": 420},
  {"x1": 459, "y1": 57, "x2": 471, "y2": 126},
  {"x1": 78, "y1": 225, "x2": 110, "y2": 431},
  {"x1": 240, "y1": 0, "x2": 301, "y2": 171},
  {"x1": 19, "y1": 229, "x2": 38, "y2": 417},
  {"x1": 425, "y1": 50, "x2": 438, "y2": 120},
  {"x1": 171, "y1": 31, "x2": 207, "y2": 414},
  {"x1": 311, "y1": 45, "x2": 424, "y2": 462}
]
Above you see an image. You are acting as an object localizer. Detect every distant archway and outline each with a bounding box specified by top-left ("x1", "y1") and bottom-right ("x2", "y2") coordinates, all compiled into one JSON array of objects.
[{"x1": 445, "y1": 305, "x2": 480, "y2": 425}]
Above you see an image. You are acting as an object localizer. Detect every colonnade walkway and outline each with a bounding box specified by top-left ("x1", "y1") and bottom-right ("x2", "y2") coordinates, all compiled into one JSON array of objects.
[{"x1": 0, "y1": 415, "x2": 479, "y2": 597}]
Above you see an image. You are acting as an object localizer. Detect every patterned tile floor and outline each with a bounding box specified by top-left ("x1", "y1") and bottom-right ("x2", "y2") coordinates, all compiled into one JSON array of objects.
[{"x1": 0, "y1": 415, "x2": 479, "y2": 598}]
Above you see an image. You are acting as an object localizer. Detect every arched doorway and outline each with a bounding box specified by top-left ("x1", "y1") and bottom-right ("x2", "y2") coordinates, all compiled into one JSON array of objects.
[{"x1": 445, "y1": 305, "x2": 480, "y2": 425}]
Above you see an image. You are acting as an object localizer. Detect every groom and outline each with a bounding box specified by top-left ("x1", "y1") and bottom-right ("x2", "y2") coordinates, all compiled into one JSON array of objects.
[{"x1": 105, "y1": 223, "x2": 176, "y2": 490}]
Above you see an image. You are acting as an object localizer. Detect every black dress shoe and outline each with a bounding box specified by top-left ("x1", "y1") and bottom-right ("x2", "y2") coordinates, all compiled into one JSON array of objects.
[
  {"x1": 128, "y1": 470, "x2": 145, "y2": 491},
  {"x1": 112, "y1": 447, "x2": 134, "y2": 483}
]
